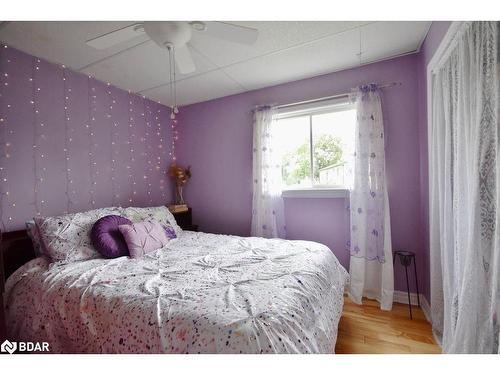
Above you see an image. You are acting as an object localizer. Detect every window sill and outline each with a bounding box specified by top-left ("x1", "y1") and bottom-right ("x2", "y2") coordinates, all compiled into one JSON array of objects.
[{"x1": 281, "y1": 188, "x2": 349, "y2": 199}]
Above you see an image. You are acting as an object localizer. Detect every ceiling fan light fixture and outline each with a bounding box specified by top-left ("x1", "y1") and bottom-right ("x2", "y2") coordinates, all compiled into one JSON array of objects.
[
  {"x1": 85, "y1": 21, "x2": 259, "y2": 105},
  {"x1": 144, "y1": 22, "x2": 192, "y2": 49},
  {"x1": 190, "y1": 21, "x2": 207, "y2": 32},
  {"x1": 133, "y1": 24, "x2": 145, "y2": 33}
]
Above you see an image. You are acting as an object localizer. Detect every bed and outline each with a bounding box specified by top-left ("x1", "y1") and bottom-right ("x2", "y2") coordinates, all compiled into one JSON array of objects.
[{"x1": 2, "y1": 207, "x2": 348, "y2": 354}]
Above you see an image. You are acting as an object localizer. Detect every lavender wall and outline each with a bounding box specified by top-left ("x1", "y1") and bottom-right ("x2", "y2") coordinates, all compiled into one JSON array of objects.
[
  {"x1": 177, "y1": 54, "x2": 423, "y2": 293},
  {"x1": 0, "y1": 45, "x2": 173, "y2": 231},
  {"x1": 417, "y1": 22, "x2": 451, "y2": 301},
  {"x1": 0, "y1": 22, "x2": 452, "y2": 300}
]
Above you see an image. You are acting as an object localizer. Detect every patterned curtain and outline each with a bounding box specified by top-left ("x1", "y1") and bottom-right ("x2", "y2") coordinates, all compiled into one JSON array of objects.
[
  {"x1": 251, "y1": 106, "x2": 286, "y2": 238},
  {"x1": 429, "y1": 21, "x2": 499, "y2": 353},
  {"x1": 348, "y1": 84, "x2": 394, "y2": 310}
]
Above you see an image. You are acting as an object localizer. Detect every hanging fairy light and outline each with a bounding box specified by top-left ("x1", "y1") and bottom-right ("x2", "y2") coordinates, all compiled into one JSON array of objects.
[
  {"x1": 156, "y1": 107, "x2": 164, "y2": 170},
  {"x1": 0, "y1": 45, "x2": 179, "y2": 222},
  {"x1": 107, "y1": 82, "x2": 119, "y2": 205},
  {"x1": 0, "y1": 44, "x2": 11, "y2": 229},
  {"x1": 139, "y1": 98, "x2": 148, "y2": 203},
  {"x1": 32, "y1": 57, "x2": 43, "y2": 216},
  {"x1": 156, "y1": 106, "x2": 166, "y2": 200},
  {"x1": 64, "y1": 65, "x2": 78, "y2": 208},
  {"x1": 171, "y1": 117, "x2": 178, "y2": 162},
  {"x1": 143, "y1": 98, "x2": 153, "y2": 205},
  {"x1": 128, "y1": 91, "x2": 137, "y2": 204},
  {"x1": 150, "y1": 102, "x2": 162, "y2": 202},
  {"x1": 87, "y1": 75, "x2": 97, "y2": 208},
  {"x1": 62, "y1": 65, "x2": 73, "y2": 213}
]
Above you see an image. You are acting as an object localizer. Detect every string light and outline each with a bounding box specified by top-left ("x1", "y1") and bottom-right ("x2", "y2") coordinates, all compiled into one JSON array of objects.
[
  {"x1": 155, "y1": 104, "x2": 163, "y2": 176},
  {"x1": 128, "y1": 92, "x2": 137, "y2": 204},
  {"x1": 62, "y1": 65, "x2": 72, "y2": 213},
  {"x1": 32, "y1": 57, "x2": 42, "y2": 216},
  {"x1": 143, "y1": 98, "x2": 153, "y2": 205},
  {"x1": 87, "y1": 75, "x2": 97, "y2": 208},
  {"x1": 1, "y1": 47, "x2": 177, "y2": 227},
  {"x1": 0, "y1": 44, "x2": 10, "y2": 229},
  {"x1": 65, "y1": 66, "x2": 78, "y2": 206},
  {"x1": 168, "y1": 99, "x2": 179, "y2": 204},
  {"x1": 148, "y1": 102, "x2": 161, "y2": 203},
  {"x1": 171, "y1": 117, "x2": 178, "y2": 162},
  {"x1": 156, "y1": 105, "x2": 166, "y2": 200},
  {"x1": 107, "y1": 82, "x2": 119, "y2": 205}
]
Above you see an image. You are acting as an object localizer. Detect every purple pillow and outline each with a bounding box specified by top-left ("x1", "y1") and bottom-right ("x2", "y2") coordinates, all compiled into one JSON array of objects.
[
  {"x1": 118, "y1": 220, "x2": 171, "y2": 258},
  {"x1": 164, "y1": 224, "x2": 177, "y2": 240},
  {"x1": 91, "y1": 215, "x2": 132, "y2": 258}
]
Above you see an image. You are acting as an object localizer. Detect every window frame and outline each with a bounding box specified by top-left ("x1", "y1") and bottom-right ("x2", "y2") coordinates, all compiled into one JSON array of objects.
[{"x1": 275, "y1": 98, "x2": 355, "y2": 198}]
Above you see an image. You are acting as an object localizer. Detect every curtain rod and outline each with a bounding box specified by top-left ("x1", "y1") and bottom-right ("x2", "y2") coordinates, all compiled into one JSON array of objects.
[{"x1": 254, "y1": 81, "x2": 402, "y2": 111}]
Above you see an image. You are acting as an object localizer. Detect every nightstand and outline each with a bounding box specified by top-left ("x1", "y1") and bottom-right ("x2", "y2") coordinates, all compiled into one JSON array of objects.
[{"x1": 172, "y1": 207, "x2": 198, "y2": 231}]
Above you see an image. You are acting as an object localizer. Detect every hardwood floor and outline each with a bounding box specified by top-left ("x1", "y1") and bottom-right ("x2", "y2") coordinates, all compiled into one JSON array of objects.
[{"x1": 335, "y1": 297, "x2": 441, "y2": 354}]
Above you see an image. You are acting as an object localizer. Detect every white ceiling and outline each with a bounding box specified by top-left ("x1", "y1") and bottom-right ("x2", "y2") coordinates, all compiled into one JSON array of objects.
[{"x1": 0, "y1": 21, "x2": 431, "y2": 106}]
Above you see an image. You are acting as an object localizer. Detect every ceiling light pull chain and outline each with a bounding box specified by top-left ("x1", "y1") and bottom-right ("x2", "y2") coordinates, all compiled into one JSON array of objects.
[
  {"x1": 168, "y1": 46, "x2": 179, "y2": 119},
  {"x1": 168, "y1": 47, "x2": 172, "y2": 117},
  {"x1": 171, "y1": 48, "x2": 174, "y2": 110},
  {"x1": 167, "y1": 45, "x2": 177, "y2": 120},
  {"x1": 173, "y1": 47, "x2": 178, "y2": 116}
]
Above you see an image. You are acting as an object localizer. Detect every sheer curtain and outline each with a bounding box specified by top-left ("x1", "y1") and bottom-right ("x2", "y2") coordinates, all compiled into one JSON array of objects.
[
  {"x1": 348, "y1": 84, "x2": 394, "y2": 310},
  {"x1": 251, "y1": 106, "x2": 286, "y2": 238},
  {"x1": 429, "y1": 21, "x2": 499, "y2": 353}
]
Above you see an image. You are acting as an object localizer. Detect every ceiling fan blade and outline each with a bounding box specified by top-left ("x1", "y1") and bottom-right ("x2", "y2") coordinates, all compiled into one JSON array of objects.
[
  {"x1": 174, "y1": 45, "x2": 196, "y2": 74},
  {"x1": 200, "y1": 22, "x2": 258, "y2": 45},
  {"x1": 86, "y1": 23, "x2": 145, "y2": 50}
]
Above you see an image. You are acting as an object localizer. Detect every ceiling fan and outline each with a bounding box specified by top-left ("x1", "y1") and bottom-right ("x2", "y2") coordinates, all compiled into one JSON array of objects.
[{"x1": 86, "y1": 21, "x2": 259, "y2": 74}]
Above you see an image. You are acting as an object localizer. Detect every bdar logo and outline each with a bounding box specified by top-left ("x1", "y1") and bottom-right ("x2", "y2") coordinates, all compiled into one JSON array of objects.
[
  {"x1": 1, "y1": 340, "x2": 49, "y2": 353},
  {"x1": 1, "y1": 340, "x2": 17, "y2": 354}
]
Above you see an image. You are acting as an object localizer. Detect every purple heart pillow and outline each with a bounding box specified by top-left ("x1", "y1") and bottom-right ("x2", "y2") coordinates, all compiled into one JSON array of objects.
[{"x1": 91, "y1": 215, "x2": 132, "y2": 258}]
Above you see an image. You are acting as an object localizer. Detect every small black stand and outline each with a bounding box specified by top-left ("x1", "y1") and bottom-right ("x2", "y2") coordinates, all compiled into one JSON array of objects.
[{"x1": 393, "y1": 250, "x2": 420, "y2": 319}]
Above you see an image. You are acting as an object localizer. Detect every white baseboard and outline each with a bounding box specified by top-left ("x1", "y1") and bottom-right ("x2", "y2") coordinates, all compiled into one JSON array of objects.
[
  {"x1": 420, "y1": 296, "x2": 432, "y2": 323},
  {"x1": 393, "y1": 290, "x2": 421, "y2": 305},
  {"x1": 393, "y1": 290, "x2": 432, "y2": 323}
]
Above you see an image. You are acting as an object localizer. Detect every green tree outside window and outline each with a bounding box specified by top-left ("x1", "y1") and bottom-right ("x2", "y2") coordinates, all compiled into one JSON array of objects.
[{"x1": 282, "y1": 134, "x2": 343, "y2": 185}]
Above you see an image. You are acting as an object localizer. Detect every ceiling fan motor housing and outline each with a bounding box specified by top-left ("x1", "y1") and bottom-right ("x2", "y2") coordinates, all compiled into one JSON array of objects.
[{"x1": 143, "y1": 21, "x2": 192, "y2": 49}]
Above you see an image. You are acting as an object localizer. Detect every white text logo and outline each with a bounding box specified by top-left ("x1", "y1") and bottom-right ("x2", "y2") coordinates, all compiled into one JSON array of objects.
[{"x1": 1, "y1": 340, "x2": 50, "y2": 354}]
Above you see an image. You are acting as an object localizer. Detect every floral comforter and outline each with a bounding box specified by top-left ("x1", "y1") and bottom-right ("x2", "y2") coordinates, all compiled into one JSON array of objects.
[{"x1": 5, "y1": 231, "x2": 348, "y2": 353}]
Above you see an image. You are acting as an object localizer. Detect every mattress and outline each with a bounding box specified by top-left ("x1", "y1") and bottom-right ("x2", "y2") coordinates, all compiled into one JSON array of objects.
[{"x1": 4, "y1": 231, "x2": 348, "y2": 353}]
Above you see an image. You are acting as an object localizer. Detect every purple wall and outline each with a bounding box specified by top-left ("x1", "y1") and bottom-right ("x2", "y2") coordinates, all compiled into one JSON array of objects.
[
  {"x1": 1, "y1": 22, "x2": 453, "y2": 300},
  {"x1": 417, "y1": 22, "x2": 451, "y2": 301},
  {"x1": 0, "y1": 45, "x2": 173, "y2": 231},
  {"x1": 177, "y1": 54, "x2": 424, "y2": 293}
]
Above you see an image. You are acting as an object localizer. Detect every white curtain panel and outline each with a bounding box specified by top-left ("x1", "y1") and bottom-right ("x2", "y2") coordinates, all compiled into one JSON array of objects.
[
  {"x1": 251, "y1": 106, "x2": 286, "y2": 238},
  {"x1": 429, "y1": 22, "x2": 499, "y2": 353},
  {"x1": 348, "y1": 84, "x2": 394, "y2": 310}
]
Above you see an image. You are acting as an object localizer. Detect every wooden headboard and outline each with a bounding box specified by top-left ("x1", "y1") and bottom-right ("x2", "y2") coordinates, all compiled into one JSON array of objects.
[
  {"x1": 0, "y1": 230, "x2": 36, "y2": 341},
  {"x1": 1, "y1": 230, "x2": 36, "y2": 283}
]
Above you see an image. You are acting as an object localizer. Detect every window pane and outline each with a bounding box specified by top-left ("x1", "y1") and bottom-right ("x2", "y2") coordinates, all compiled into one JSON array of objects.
[
  {"x1": 275, "y1": 116, "x2": 311, "y2": 188},
  {"x1": 312, "y1": 109, "x2": 356, "y2": 187}
]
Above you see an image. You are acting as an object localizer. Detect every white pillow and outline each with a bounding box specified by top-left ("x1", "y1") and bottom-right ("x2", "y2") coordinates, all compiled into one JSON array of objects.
[
  {"x1": 122, "y1": 206, "x2": 183, "y2": 236},
  {"x1": 26, "y1": 220, "x2": 44, "y2": 257},
  {"x1": 35, "y1": 207, "x2": 122, "y2": 263}
]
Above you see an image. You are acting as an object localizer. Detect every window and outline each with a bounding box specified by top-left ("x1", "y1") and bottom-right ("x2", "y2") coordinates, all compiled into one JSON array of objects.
[{"x1": 274, "y1": 99, "x2": 356, "y2": 193}]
